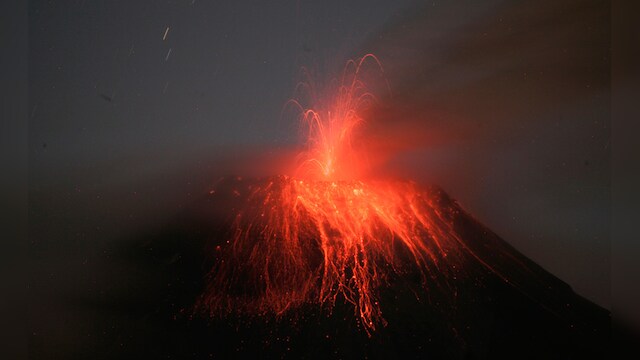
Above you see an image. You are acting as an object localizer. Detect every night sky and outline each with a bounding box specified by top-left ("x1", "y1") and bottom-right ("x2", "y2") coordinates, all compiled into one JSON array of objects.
[{"x1": 29, "y1": 0, "x2": 610, "y2": 352}]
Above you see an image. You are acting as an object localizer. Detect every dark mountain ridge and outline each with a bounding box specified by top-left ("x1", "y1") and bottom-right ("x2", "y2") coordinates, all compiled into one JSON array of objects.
[{"x1": 76, "y1": 176, "x2": 609, "y2": 359}]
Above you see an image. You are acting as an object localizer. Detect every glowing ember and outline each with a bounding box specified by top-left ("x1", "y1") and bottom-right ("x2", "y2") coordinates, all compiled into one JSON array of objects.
[{"x1": 199, "y1": 55, "x2": 466, "y2": 333}]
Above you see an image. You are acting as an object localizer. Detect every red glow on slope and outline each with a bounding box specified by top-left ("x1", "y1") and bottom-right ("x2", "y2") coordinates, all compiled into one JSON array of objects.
[{"x1": 199, "y1": 55, "x2": 466, "y2": 333}]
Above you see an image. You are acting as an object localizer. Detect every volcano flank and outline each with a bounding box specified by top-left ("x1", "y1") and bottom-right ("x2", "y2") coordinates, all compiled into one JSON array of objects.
[{"x1": 106, "y1": 175, "x2": 610, "y2": 359}]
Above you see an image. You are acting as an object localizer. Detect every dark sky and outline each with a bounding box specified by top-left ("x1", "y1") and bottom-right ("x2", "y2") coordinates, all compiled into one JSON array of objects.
[{"x1": 29, "y1": 0, "x2": 610, "y2": 325}]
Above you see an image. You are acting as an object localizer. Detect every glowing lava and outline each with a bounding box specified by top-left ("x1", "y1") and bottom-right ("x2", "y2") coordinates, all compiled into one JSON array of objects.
[
  {"x1": 290, "y1": 55, "x2": 383, "y2": 181},
  {"x1": 199, "y1": 55, "x2": 466, "y2": 333}
]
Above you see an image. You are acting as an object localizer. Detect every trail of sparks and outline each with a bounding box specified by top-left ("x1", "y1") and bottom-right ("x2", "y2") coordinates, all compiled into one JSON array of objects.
[
  {"x1": 201, "y1": 177, "x2": 469, "y2": 333},
  {"x1": 290, "y1": 54, "x2": 386, "y2": 181},
  {"x1": 199, "y1": 55, "x2": 465, "y2": 333}
]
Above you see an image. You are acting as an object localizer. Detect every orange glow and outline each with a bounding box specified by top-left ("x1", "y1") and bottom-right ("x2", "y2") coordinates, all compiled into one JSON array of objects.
[
  {"x1": 288, "y1": 54, "x2": 386, "y2": 181},
  {"x1": 199, "y1": 55, "x2": 464, "y2": 333}
]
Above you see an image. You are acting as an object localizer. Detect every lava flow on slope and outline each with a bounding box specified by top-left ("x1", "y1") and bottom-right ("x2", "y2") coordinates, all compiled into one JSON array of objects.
[{"x1": 197, "y1": 55, "x2": 513, "y2": 333}]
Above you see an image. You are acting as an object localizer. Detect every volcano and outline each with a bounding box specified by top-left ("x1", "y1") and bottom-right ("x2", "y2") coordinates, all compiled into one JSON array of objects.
[
  {"x1": 103, "y1": 176, "x2": 609, "y2": 359},
  {"x1": 88, "y1": 55, "x2": 609, "y2": 358}
]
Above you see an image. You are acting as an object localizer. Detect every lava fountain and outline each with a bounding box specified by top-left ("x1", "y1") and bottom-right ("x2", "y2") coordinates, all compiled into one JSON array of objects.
[{"x1": 198, "y1": 55, "x2": 479, "y2": 333}]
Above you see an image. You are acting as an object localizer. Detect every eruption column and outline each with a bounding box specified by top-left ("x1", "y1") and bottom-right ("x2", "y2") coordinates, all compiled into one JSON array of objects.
[{"x1": 199, "y1": 55, "x2": 465, "y2": 333}]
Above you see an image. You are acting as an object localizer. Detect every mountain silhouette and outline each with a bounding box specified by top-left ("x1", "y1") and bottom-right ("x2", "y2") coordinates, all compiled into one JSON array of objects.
[{"x1": 60, "y1": 177, "x2": 609, "y2": 359}]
